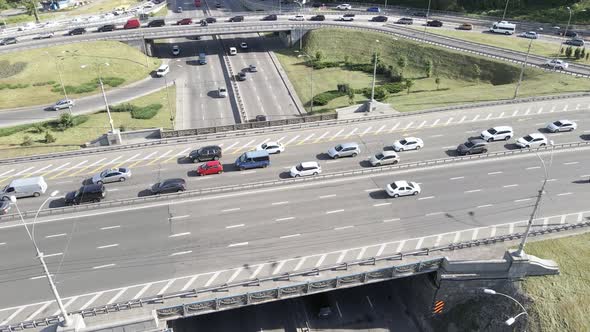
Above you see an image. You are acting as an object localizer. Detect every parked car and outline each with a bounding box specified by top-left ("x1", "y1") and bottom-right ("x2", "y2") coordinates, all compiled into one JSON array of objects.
[
  {"x1": 176, "y1": 18, "x2": 193, "y2": 25},
  {"x1": 328, "y1": 142, "x2": 360, "y2": 158},
  {"x1": 369, "y1": 151, "x2": 399, "y2": 166},
  {"x1": 255, "y1": 115, "x2": 267, "y2": 122},
  {"x1": 290, "y1": 161, "x2": 321, "y2": 177},
  {"x1": 292, "y1": 15, "x2": 305, "y2": 21},
  {"x1": 197, "y1": 161, "x2": 223, "y2": 176},
  {"x1": 336, "y1": 4, "x2": 351, "y2": 10},
  {"x1": 188, "y1": 145, "x2": 222, "y2": 162},
  {"x1": 396, "y1": 17, "x2": 413, "y2": 25},
  {"x1": 565, "y1": 38, "x2": 585, "y2": 46},
  {"x1": 480, "y1": 126, "x2": 513, "y2": 142},
  {"x1": 218, "y1": 87, "x2": 227, "y2": 98},
  {"x1": 249, "y1": 64, "x2": 257, "y2": 72},
  {"x1": 427, "y1": 20, "x2": 443, "y2": 27},
  {"x1": 546, "y1": 119, "x2": 577, "y2": 133},
  {"x1": 97, "y1": 24, "x2": 116, "y2": 32},
  {"x1": 0, "y1": 37, "x2": 17, "y2": 45},
  {"x1": 68, "y1": 27, "x2": 87, "y2": 35},
  {"x1": 205, "y1": 17, "x2": 217, "y2": 23},
  {"x1": 457, "y1": 23, "x2": 473, "y2": 30},
  {"x1": 519, "y1": 31, "x2": 538, "y2": 39},
  {"x1": 151, "y1": 178, "x2": 186, "y2": 194},
  {"x1": 256, "y1": 141, "x2": 284, "y2": 154},
  {"x1": 229, "y1": 15, "x2": 244, "y2": 22},
  {"x1": 386, "y1": 180, "x2": 421, "y2": 198},
  {"x1": 148, "y1": 19, "x2": 166, "y2": 27},
  {"x1": 240, "y1": 42, "x2": 248, "y2": 49},
  {"x1": 91, "y1": 168, "x2": 131, "y2": 184},
  {"x1": 263, "y1": 14, "x2": 277, "y2": 21},
  {"x1": 50, "y1": 99, "x2": 74, "y2": 111},
  {"x1": 367, "y1": 7, "x2": 380, "y2": 12},
  {"x1": 392, "y1": 137, "x2": 424, "y2": 151},
  {"x1": 34, "y1": 32, "x2": 54, "y2": 39},
  {"x1": 516, "y1": 133, "x2": 548, "y2": 148},
  {"x1": 456, "y1": 139, "x2": 488, "y2": 155},
  {"x1": 237, "y1": 72, "x2": 247, "y2": 81},
  {"x1": 544, "y1": 59, "x2": 569, "y2": 70},
  {"x1": 371, "y1": 16, "x2": 388, "y2": 22},
  {"x1": 64, "y1": 184, "x2": 106, "y2": 205},
  {"x1": 156, "y1": 64, "x2": 170, "y2": 77},
  {"x1": 310, "y1": 15, "x2": 326, "y2": 21}
]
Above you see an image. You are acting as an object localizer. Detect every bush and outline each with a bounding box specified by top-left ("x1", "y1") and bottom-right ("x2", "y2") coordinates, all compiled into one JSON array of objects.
[
  {"x1": 311, "y1": 61, "x2": 340, "y2": 69},
  {"x1": 45, "y1": 131, "x2": 56, "y2": 143},
  {"x1": 57, "y1": 113, "x2": 74, "y2": 130},
  {"x1": 119, "y1": 124, "x2": 127, "y2": 132},
  {"x1": 345, "y1": 63, "x2": 373, "y2": 73},
  {"x1": 337, "y1": 83, "x2": 351, "y2": 94},
  {"x1": 32, "y1": 81, "x2": 56, "y2": 87},
  {"x1": 312, "y1": 90, "x2": 345, "y2": 106},
  {"x1": 0, "y1": 83, "x2": 29, "y2": 90},
  {"x1": 21, "y1": 135, "x2": 33, "y2": 146},
  {"x1": 97, "y1": 77, "x2": 125, "y2": 87},
  {"x1": 382, "y1": 82, "x2": 405, "y2": 94},
  {"x1": 109, "y1": 103, "x2": 137, "y2": 113},
  {"x1": 131, "y1": 103, "x2": 162, "y2": 119},
  {"x1": 0, "y1": 60, "x2": 27, "y2": 79},
  {"x1": 361, "y1": 86, "x2": 388, "y2": 101},
  {"x1": 30, "y1": 123, "x2": 45, "y2": 133},
  {"x1": 72, "y1": 115, "x2": 89, "y2": 126}
]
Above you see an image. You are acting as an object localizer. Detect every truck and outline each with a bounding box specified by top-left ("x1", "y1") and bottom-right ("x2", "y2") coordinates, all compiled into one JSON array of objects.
[
  {"x1": 1, "y1": 176, "x2": 48, "y2": 200},
  {"x1": 489, "y1": 21, "x2": 516, "y2": 35}
]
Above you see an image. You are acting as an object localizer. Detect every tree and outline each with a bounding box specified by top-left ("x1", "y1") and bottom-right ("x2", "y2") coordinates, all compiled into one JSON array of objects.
[
  {"x1": 23, "y1": 0, "x2": 40, "y2": 23},
  {"x1": 343, "y1": 55, "x2": 350, "y2": 67},
  {"x1": 347, "y1": 89, "x2": 355, "y2": 105},
  {"x1": 424, "y1": 59, "x2": 433, "y2": 78},
  {"x1": 435, "y1": 76, "x2": 441, "y2": 90},
  {"x1": 21, "y1": 135, "x2": 33, "y2": 146},
  {"x1": 581, "y1": 48, "x2": 586, "y2": 59},
  {"x1": 565, "y1": 46, "x2": 573, "y2": 58},
  {"x1": 44, "y1": 131, "x2": 56, "y2": 143},
  {"x1": 397, "y1": 56, "x2": 407, "y2": 75},
  {"x1": 586, "y1": 53, "x2": 589, "y2": 61},
  {"x1": 574, "y1": 47, "x2": 581, "y2": 59},
  {"x1": 472, "y1": 64, "x2": 481, "y2": 82},
  {"x1": 58, "y1": 113, "x2": 74, "y2": 130},
  {"x1": 405, "y1": 79, "x2": 414, "y2": 94},
  {"x1": 315, "y1": 50, "x2": 323, "y2": 62},
  {"x1": 372, "y1": 86, "x2": 388, "y2": 101}
]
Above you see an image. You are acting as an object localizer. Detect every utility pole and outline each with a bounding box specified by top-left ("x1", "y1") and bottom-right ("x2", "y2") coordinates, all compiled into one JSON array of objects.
[
  {"x1": 501, "y1": 0, "x2": 510, "y2": 21},
  {"x1": 515, "y1": 179, "x2": 545, "y2": 257},
  {"x1": 513, "y1": 37, "x2": 533, "y2": 99}
]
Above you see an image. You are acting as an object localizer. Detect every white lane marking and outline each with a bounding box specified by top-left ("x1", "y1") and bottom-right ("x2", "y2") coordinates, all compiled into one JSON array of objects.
[
  {"x1": 490, "y1": 226, "x2": 497, "y2": 237},
  {"x1": 298, "y1": 133, "x2": 315, "y2": 144},
  {"x1": 43, "y1": 252, "x2": 63, "y2": 258},
  {"x1": 444, "y1": 117, "x2": 454, "y2": 125},
  {"x1": 97, "y1": 244, "x2": 119, "y2": 249},
  {"x1": 464, "y1": 189, "x2": 481, "y2": 193},
  {"x1": 0, "y1": 242, "x2": 5, "y2": 246},
  {"x1": 464, "y1": 130, "x2": 475, "y2": 134},
  {"x1": 120, "y1": 153, "x2": 141, "y2": 164},
  {"x1": 431, "y1": 119, "x2": 440, "y2": 127},
  {"x1": 373, "y1": 202, "x2": 391, "y2": 207},
  {"x1": 271, "y1": 201, "x2": 289, "y2": 205},
  {"x1": 389, "y1": 123, "x2": 400, "y2": 132},
  {"x1": 294, "y1": 257, "x2": 307, "y2": 271},
  {"x1": 488, "y1": 171, "x2": 503, "y2": 175},
  {"x1": 334, "y1": 225, "x2": 354, "y2": 231},
  {"x1": 45, "y1": 233, "x2": 67, "y2": 238},
  {"x1": 376, "y1": 244, "x2": 386, "y2": 256},
  {"x1": 417, "y1": 121, "x2": 427, "y2": 129},
  {"x1": 514, "y1": 198, "x2": 532, "y2": 203},
  {"x1": 430, "y1": 134, "x2": 444, "y2": 138},
  {"x1": 169, "y1": 215, "x2": 189, "y2": 220},
  {"x1": 453, "y1": 231, "x2": 461, "y2": 243},
  {"x1": 1, "y1": 306, "x2": 26, "y2": 325},
  {"x1": 360, "y1": 126, "x2": 373, "y2": 136},
  {"x1": 526, "y1": 166, "x2": 541, "y2": 170},
  {"x1": 100, "y1": 225, "x2": 120, "y2": 230},
  {"x1": 54, "y1": 181, "x2": 72, "y2": 185},
  {"x1": 204, "y1": 271, "x2": 221, "y2": 287},
  {"x1": 534, "y1": 122, "x2": 545, "y2": 126},
  {"x1": 509, "y1": 223, "x2": 515, "y2": 234},
  {"x1": 356, "y1": 247, "x2": 367, "y2": 260},
  {"x1": 561, "y1": 215, "x2": 567, "y2": 224},
  {"x1": 471, "y1": 115, "x2": 480, "y2": 121},
  {"x1": 403, "y1": 122, "x2": 414, "y2": 130},
  {"x1": 319, "y1": 194, "x2": 337, "y2": 199},
  {"x1": 250, "y1": 264, "x2": 265, "y2": 279},
  {"x1": 326, "y1": 160, "x2": 342, "y2": 164},
  {"x1": 227, "y1": 267, "x2": 243, "y2": 283},
  {"x1": 93, "y1": 264, "x2": 116, "y2": 269},
  {"x1": 326, "y1": 209, "x2": 345, "y2": 214},
  {"x1": 276, "y1": 136, "x2": 287, "y2": 143},
  {"x1": 364, "y1": 188, "x2": 380, "y2": 192},
  {"x1": 272, "y1": 261, "x2": 287, "y2": 275},
  {"x1": 434, "y1": 235, "x2": 442, "y2": 247},
  {"x1": 503, "y1": 184, "x2": 519, "y2": 188},
  {"x1": 375, "y1": 125, "x2": 387, "y2": 134},
  {"x1": 283, "y1": 135, "x2": 301, "y2": 146},
  {"x1": 52, "y1": 296, "x2": 78, "y2": 316},
  {"x1": 383, "y1": 218, "x2": 400, "y2": 223},
  {"x1": 276, "y1": 217, "x2": 295, "y2": 222},
  {"x1": 13, "y1": 166, "x2": 35, "y2": 176},
  {"x1": 330, "y1": 129, "x2": 345, "y2": 140},
  {"x1": 314, "y1": 131, "x2": 330, "y2": 142},
  {"x1": 524, "y1": 108, "x2": 530, "y2": 115},
  {"x1": 228, "y1": 242, "x2": 248, "y2": 247},
  {"x1": 564, "y1": 161, "x2": 579, "y2": 165},
  {"x1": 415, "y1": 237, "x2": 424, "y2": 249},
  {"x1": 537, "y1": 107, "x2": 543, "y2": 114},
  {"x1": 32, "y1": 164, "x2": 53, "y2": 174},
  {"x1": 25, "y1": 302, "x2": 52, "y2": 321},
  {"x1": 224, "y1": 141, "x2": 239, "y2": 150},
  {"x1": 459, "y1": 116, "x2": 466, "y2": 123},
  {"x1": 107, "y1": 288, "x2": 127, "y2": 304},
  {"x1": 418, "y1": 196, "x2": 434, "y2": 200},
  {"x1": 315, "y1": 254, "x2": 327, "y2": 267},
  {"x1": 0, "y1": 169, "x2": 14, "y2": 177},
  {"x1": 395, "y1": 241, "x2": 406, "y2": 253},
  {"x1": 557, "y1": 192, "x2": 573, "y2": 196},
  {"x1": 225, "y1": 224, "x2": 245, "y2": 229},
  {"x1": 450, "y1": 176, "x2": 464, "y2": 180},
  {"x1": 484, "y1": 113, "x2": 492, "y2": 120},
  {"x1": 477, "y1": 204, "x2": 493, "y2": 208},
  {"x1": 237, "y1": 139, "x2": 256, "y2": 150},
  {"x1": 169, "y1": 232, "x2": 191, "y2": 238},
  {"x1": 426, "y1": 212, "x2": 443, "y2": 216},
  {"x1": 344, "y1": 128, "x2": 358, "y2": 138},
  {"x1": 471, "y1": 228, "x2": 480, "y2": 240},
  {"x1": 498, "y1": 112, "x2": 505, "y2": 118},
  {"x1": 512, "y1": 110, "x2": 519, "y2": 116},
  {"x1": 132, "y1": 284, "x2": 152, "y2": 300},
  {"x1": 336, "y1": 250, "x2": 348, "y2": 263},
  {"x1": 580, "y1": 174, "x2": 590, "y2": 178},
  {"x1": 550, "y1": 106, "x2": 555, "y2": 112},
  {"x1": 157, "y1": 279, "x2": 175, "y2": 295},
  {"x1": 175, "y1": 147, "x2": 191, "y2": 156},
  {"x1": 222, "y1": 208, "x2": 240, "y2": 212},
  {"x1": 140, "y1": 151, "x2": 158, "y2": 160},
  {"x1": 30, "y1": 274, "x2": 53, "y2": 280},
  {"x1": 181, "y1": 276, "x2": 199, "y2": 291},
  {"x1": 280, "y1": 233, "x2": 301, "y2": 239},
  {"x1": 442, "y1": 145, "x2": 455, "y2": 149}
]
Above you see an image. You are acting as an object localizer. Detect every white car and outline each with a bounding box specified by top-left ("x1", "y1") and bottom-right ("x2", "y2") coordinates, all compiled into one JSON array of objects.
[
  {"x1": 386, "y1": 180, "x2": 421, "y2": 198},
  {"x1": 516, "y1": 133, "x2": 548, "y2": 148},
  {"x1": 369, "y1": 151, "x2": 399, "y2": 166},
  {"x1": 292, "y1": 15, "x2": 305, "y2": 21},
  {"x1": 240, "y1": 42, "x2": 248, "y2": 49},
  {"x1": 392, "y1": 137, "x2": 424, "y2": 151},
  {"x1": 339, "y1": 16, "x2": 354, "y2": 21},
  {"x1": 155, "y1": 64, "x2": 169, "y2": 77},
  {"x1": 480, "y1": 126, "x2": 513, "y2": 142},
  {"x1": 218, "y1": 87, "x2": 228, "y2": 98},
  {"x1": 544, "y1": 59, "x2": 569, "y2": 70},
  {"x1": 34, "y1": 32, "x2": 54, "y2": 39},
  {"x1": 256, "y1": 141, "x2": 285, "y2": 154},
  {"x1": 290, "y1": 161, "x2": 322, "y2": 177},
  {"x1": 519, "y1": 31, "x2": 538, "y2": 39},
  {"x1": 336, "y1": 4, "x2": 352, "y2": 10},
  {"x1": 171, "y1": 45, "x2": 180, "y2": 56},
  {"x1": 546, "y1": 119, "x2": 577, "y2": 132},
  {"x1": 92, "y1": 167, "x2": 132, "y2": 184}
]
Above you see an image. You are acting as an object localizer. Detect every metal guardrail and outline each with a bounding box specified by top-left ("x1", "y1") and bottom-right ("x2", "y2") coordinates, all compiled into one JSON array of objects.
[
  {"x1": 4, "y1": 215, "x2": 589, "y2": 332},
  {"x1": 218, "y1": 37, "x2": 248, "y2": 123},
  {"x1": 2, "y1": 141, "x2": 588, "y2": 222}
]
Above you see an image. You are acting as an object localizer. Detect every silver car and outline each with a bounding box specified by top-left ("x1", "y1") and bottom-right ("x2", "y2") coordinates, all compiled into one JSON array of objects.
[
  {"x1": 92, "y1": 167, "x2": 132, "y2": 184},
  {"x1": 328, "y1": 142, "x2": 360, "y2": 159},
  {"x1": 369, "y1": 151, "x2": 400, "y2": 166}
]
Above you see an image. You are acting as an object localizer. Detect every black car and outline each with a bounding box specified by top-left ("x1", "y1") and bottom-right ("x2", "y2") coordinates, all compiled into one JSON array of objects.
[
  {"x1": 0, "y1": 37, "x2": 17, "y2": 45},
  {"x1": 237, "y1": 72, "x2": 247, "y2": 81},
  {"x1": 229, "y1": 15, "x2": 244, "y2": 22},
  {"x1": 456, "y1": 139, "x2": 488, "y2": 156},
  {"x1": 68, "y1": 27, "x2": 87, "y2": 35},
  {"x1": 255, "y1": 115, "x2": 267, "y2": 122},
  {"x1": 188, "y1": 145, "x2": 222, "y2": 162},
  {"x1": 151, "y1": 178, "x2": 186, "y2": 194},
  {"x1": 148, "y1": 19, "x2": 166, "y2": 27},
  {"x1": 565, "y1": 38, "x2": 584, "y2": 46},
  {"x1": 215, "y1": 2, "x2": 222, "y2": 7},
  {"x1": 371, "y1": 15, "x2": 388, "y2": 22},
  {"x1": 427, "y1": 20, "x2": 443, "y2": 27},
  {"x1": 558, "y1": 30, "x2": 578, "y2": 38},
  {"x1": 310, "y1": 15, "x2": 326, "y2": 21},
  {"x1": 65, "y1": 184, "x2": 106, "y2": 205},
  {"x1": 97, "y1": 24, "x2": 116, "y2": 32},
  {"x1": 205, "y1": 17, "x2": 217, "y2": 23},
  {"x1": 262, "y1": 14, "x2": 277, "y2": 21}
]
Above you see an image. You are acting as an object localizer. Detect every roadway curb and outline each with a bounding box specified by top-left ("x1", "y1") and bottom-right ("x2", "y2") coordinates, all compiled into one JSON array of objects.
[{"x1": 265, "y1": 42, "x2": 307, "y2": 117}]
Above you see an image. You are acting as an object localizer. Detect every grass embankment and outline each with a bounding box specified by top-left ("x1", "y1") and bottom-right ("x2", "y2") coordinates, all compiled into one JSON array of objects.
[
  {"x1": 0, "y1": 41, "x2": 160, "y2": 109},
  {"x1": 0, "y1": 87, "x2": 175, "y2": 158},
  {"x1": 521, "y1": 233, "x2": 590, "y2": 331},
  {"x1": 276, "y1": 28, "x2": 590, "y2": 113}
]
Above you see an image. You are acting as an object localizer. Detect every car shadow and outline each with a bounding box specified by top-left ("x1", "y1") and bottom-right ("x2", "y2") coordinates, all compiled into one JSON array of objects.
[
  {"x1": 82, "y1": 178, "x2": 94, "y2": 185},
  {"x1": 358, "y1": 160, "x2": 373, "y2": 168},
  {"x1": 187, "y1": 170, "x2": 199, "y2": 177},
  {"x1": 186, "y1": 60, "x2": 200, "y2": 66},
  {"x1": 382, "y1": 146, "x2": 395, "y2": 151},
  {"x1": 369, "y1": 190, "x2": 390, "y2": 200},
  {"x1": 137, "y1": 189, "x2": 154, "y2": 197},
  {"x1": 43, "y1": 107, "x2": 57, "y2": 112},
  {"x1": 222, "y1": 163, "x2": 240, "y2": 172},
  {"x1": 279, "y1": 171, "x2": 292, "y2": 179},
  {"x1": 580, "y1": 134, "x2": 590, "y2": 141},
  {"x1": 177, "y1": 157, "x2": 193, "y2": 164},
  {"x1": 445, "y1": 149, "x2": 460, "y2": 157},
  {"x1": 537, "y1": 127, "x2": 552, "y2": 133},
  {"x1": 572, "y1": 179, "x2": 589, "y2": 184},
  {"x1": 49, "y1": 198, "x2": 67, "y2": 208},
  {"x1": 207, "y1": 90, "x2": 221, "y2": 98},
  {"x1": 316, "y1": 153, "x2": 332, "y2": 161},
  {"x1": 504, "y1": 143, "x2": 521, "y2": 150}
]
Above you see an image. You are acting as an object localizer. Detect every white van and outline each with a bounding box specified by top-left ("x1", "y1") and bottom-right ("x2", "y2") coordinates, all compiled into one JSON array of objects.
[
  {"x1": 156, "y1": 64, "x2": 169, "y2": 77},
  {"x1": 229, "y1": 47, "x2": 237, "y2": 55},
  {"x1": 1, "y1": 176, "x2": 48, "y2": 200},
  {"x1": 489, "y1": 21, "x2": 516, "y2": 35}
]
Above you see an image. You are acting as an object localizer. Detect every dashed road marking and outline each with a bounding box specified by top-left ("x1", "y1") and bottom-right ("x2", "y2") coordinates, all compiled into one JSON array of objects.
[
  {"x1": 97, "y1": 244, "x2": 119, "y2": 249},
  {"x1": 204, "y1": 271, "x2": 221, "y2": 287},
  {"x1": 227, "y1": 268, "x2": 243, "y2": 283},
  {"x1": 276, "y1": 217, "x2": 295, "y2": 222},
  {"x1": 169, "y1": 232, "x2": 191, "y2": 238},
  {"x1": 93, "y1": 264, "x2": 116, "y2": 269},
  {"x1": 294, "y1": 257, "x2": 307, "y2": 271},
  {"x1": 226, "y1": 224, "x2": 245, "y2": 229},
  {"x1": 228, "y1": 242, "x2": 248, "y2": 247},
  {"x1": 326, "y1": 209, "x2": 345, "y2": 214},
  {"x1": 280, "y1": 233, "x2": 301, "y2": 239},
  {"x1": 335, "y1": 225, "x2": 354, "y2": 231}
]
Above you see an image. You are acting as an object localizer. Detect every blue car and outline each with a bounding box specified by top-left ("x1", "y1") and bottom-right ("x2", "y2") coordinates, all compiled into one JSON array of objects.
[{"x1": 367, "y1": 7, "x2": 381, "y2": 12}]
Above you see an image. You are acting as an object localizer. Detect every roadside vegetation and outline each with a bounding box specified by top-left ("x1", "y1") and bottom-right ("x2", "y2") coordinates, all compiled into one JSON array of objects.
[
  {"x1": 0, "y1": 87, "x2": 175, "y2": 158},
  {"x1": 276, "y1": 29, "x2": 590, "y2": 113},
  {"x1": 0, "y1": 41, "x2": 160, "y2": 109}
]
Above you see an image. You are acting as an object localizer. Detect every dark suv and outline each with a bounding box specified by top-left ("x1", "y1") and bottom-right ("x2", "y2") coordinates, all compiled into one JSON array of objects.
[
  {"x1": 97, "y1": 24, "x2": 116, "y2": 32},
  {"x1": 148, "y1": 19, "x2": 166, "y2": 27},
  {"x1": 65, "y1": 184, "x2": 106, "y2": 205},
  {"x1": 151, "y1": 178, "x2": 186, "y2": 194},
  {"x1": 0, "y1": 37, "x2": 17, "y2": 45},
  {"x1": 188, "y1": 145, "x2": 222, "y2": 162},
  {"x1": 205, "y1": 17, "x2": 217, "y2": 23},
  {"x1": 229, "y1": 15, "x2": 244, "y2": 22},
  {"x1": 310, "y1": 15, "x2": 325, "y2": 21},
  {"x1": 456, "y1": 139, "x2": 488, "y2": 155},
  {"x1": 262, "y1": 14, "x2": 277, "y2": 21},
  {"x1": 427, "y1": 20, "x2": 443, "y2": 27},
  {"x1": 68, "y1": 27, "x2": 87, "y2": 35},
  {"x1": 371, "y1": 16, "x2": 388, "y2": 22}
]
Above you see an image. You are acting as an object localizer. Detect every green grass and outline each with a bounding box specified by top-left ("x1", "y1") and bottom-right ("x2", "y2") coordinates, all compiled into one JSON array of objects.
[
  {"x1": 0, "y1": 87, "x2": 175, "y2": 158},
  {"x1": 521, "y1": 233, "x2": 590, "y2": 331},
  {"x1": 151, "y1": 4, "x2": 168, "y2": 17},
  {"x1": 0, "y1": 41, "x2": 160, "y2": 109},
  {"x1": 277, "y1": 28, "x2": 590, "y2": 113}
]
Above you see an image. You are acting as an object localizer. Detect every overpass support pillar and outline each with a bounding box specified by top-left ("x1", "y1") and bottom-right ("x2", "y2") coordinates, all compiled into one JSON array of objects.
[
  {"x1": 282, "y1": 29, "x2": 309, "y2": 48},
  {"x1": 53, "y1": 313, "x2": 86, "y2": 332},
  {"x1": 144, "y1": 39, "x2": 155, "y2": 57}
]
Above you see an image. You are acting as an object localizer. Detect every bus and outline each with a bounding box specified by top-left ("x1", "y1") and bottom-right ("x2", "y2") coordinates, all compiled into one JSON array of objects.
[
  {"x1": 489, "y1": 21, "x2": 516, "y2": 35},
  {"x1": 194, "y1": 0, "x2": 201, "y2": 6}
]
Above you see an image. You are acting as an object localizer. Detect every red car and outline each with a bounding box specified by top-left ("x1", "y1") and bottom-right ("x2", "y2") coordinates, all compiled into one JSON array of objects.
[
  {"x1": 197, "y1": 161, "x2": 223, "y2": 176},
  {"x1": 176, "y1": 18, "x2": 193, "y2": 25}
]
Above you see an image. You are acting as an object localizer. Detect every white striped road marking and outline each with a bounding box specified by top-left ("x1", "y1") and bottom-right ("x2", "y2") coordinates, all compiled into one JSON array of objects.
[
  {"x1": 557, "y1": 192, "x2": 573, "y2": 196},
  {"x1": 395, "y1": 240, "x2": 406, "y2": 253},
  {"x1": 403, "y1": 122, "x2": 414, "y2": 130},
  {"x1": 170, "y1": 250, "x2": 192, "y2": 256},
  {"x1": 417, "y1": 121, "x2": 427, "y2": 129},
  {"x1": 294, "y1": 257, "x2": 307, "y2": 271},
  {"x1": 383, "y1": 218, "x2": 400, "y2": 223},
  {"x1": 524, "y1": 108, "x2": 531, "y2": 115},
  {"x1": 373, "y1": 202, "x2": 391, "y2": 207},
  {"x1": 272, "y1": 261, "x2": 287, "y2": 275},
  {"x1": 580, "y1": 174, "x2": 590, "y2": 178},
  {"x1": 564, "y1": 161, "x2": 579, "y2": 165},
  {"x1": 319, "y1": 194, "x2": 336, "y2": 199},
  {"x1": 389, "y1": 123, "x2": 400, "y2": 132},
  {"x1": 434, "y1": 235, "x2": 443, "y2": 247},
  {"x1": 100, "y1": 225, "x2": 120, "y2": 230},
  {"x1": 512, "y1": 110, "x2": 519, "y2": 116},
  {"x1": 225, "y1": 224, "x2": 245, "y2": 229},
  {"x1": 314, "y1": 131, "x2": 330, "y2": 143},
  {"x1": 283, "y1": 135, "x2": 301, "y2": 146},
  {"x1": 52, "y1": 296, "x2": 78, "y2": 316},
  {"x1": 364, "y1": 188, "x2": 380, "y2": 192},
  {"x1": 444, "y1": 117, "x2": 453, "y2": 125},
  {"x1": 326, "y1": 209, "x2": 344, "y2": 214},
  {"x1": 375, "y1": 125, "x2": 387, "y2": 134},
  {"x1": 485, "y1": 113, "x2": 492, "y2": 120},
  {"x1": 45, "y1": 233, "x2": 67, "y2": 239},
  {"x1": 376, "y1": 244, "x2": 386, "y2": 256},
  {"x1": 550, "y1": 106, "x2": 555, "y2": 112},
  {"x1": 79, "y1": 292, "x2": 104, "y2": 310},
  {"x1": 276, "y1": 217, "x2": 295, "y2": 222},
  {"x1": 0, "y1": 169, "x2": 14, "y2": 177},
  {"x1": 271, "y1": 201, "x2": 288, "y2": 205},
  {"x1": 157, "y1": 280, "x2": 175, "y2": 295},
  {"x1": 526, "y1": 166, "x2": 541, "y2": 170},
  {"x1": 430, "y1": 134, "x2": 444, "y2": 138},
  {"x1": 115, "y1": 153, "x2": 140, "y2": 167},
  {"x1": 543, "y1": 218, "x2": 549, "y2": 228},
  {"x1": 181, "y1": 276, "x2": 199, "y2": 291},
  {"x1": 578, "y1": 213, "x2": 584, "y2": 223},
  {"x1": 25, "y1": 302, "x2": 52, "y2": 321},
  {"x1": 107, "y1": 288, "x2": 127, "y2": 304},
  {"x1": 224, "y1": 142, "x2": 239, "y2": 151},
  {"x1": 418, "y1": 196, "x2": 434, "y2": 200},
  {"x1": 30, "y1": 274, "x2": 53, "y2": 280},
  {"x1": 280, "y1": 233, "x2": 301, "y2": 239},
  {"x1": 471, "y1": 228, "x2": 480, "y2": 240},
  {"x1": 498, "y1": 112, "x2": 505, "y2": 118},
  {"x1": 129, "y1": 151, "x2": 157, "y2": 167},
  {"x1": 228, "y1": 242, "x2": 248, "y2": 247},
  {"x1": 227, "y1": 267, "x2": 243, "y2": 283},
  {"x1": 42, "y1": 162, "x2": 70, "y2": 176},
  {"x1": 0, "y1": 306, "x2": 26, "y2": 325},
  {"x1": 344, "y1": 128, "x2": 358, "y2": 138},
  {"x1": 97, "y1": 244, "x2": 119, "y2": 249},
  {"x1": 326, "y1": 160, "x2": 342, "y2": 164},
  {"x1": 488, "y1": 171, "x2": 502, "y2": 175},
  {"x1": 514, "y1": 198, "x2": 532, "y2": 203},
  {"x1": 453, "y1": 231, "x2": 461, "y2": 243},
  {"x1": 450, "y1": 176, "x2": 464, "y2": 180},
  {"x1": 562, "y1": 105, "x2": 568, "y2": 111},
  {"x1": 14, "y1": 167, "x2": 35, "y2": 177},
  {"x1": 335, "y1": 225, "x2": 354, "y2": 231},
  {"x1": 169, "y1": 215, "x2": 189, "y2": 220},
  {"x1": 431, "y1": 119, "x2": 440, "y2": 127},
  {"x1": 509, "y1": 223, "x2": 515, "y2": 234},
  {"x1": 336, "y1": 250, "x2": 348, "y2": 263},
  {"x1": 503, "y1": 184, "x2": 518, "y2": 188},
  {"x1": 356, "y1": 247, "x2": 367, "y2": 260},
  {"x1": 297, "y1": 133, "x2": 315, "y2": 145},
  {"x1": 359, "y1": 126, "x2": 373, "y2": 136},
  {"x1": 169, "y1": 232, "x2": 191, "y2": 238},
  {"x1": 93, "y1": 264, "x2": 116, "y2": 269},
  {"x1": 415, "y1": 237, "x2": 424, "y2": 249},
  {"x1": 71, "y1": 158, "x2": 106, "y2": 175},
  {"x1": 175, "y1": 147, "x2": 191, "y2": 156},
  {"x1": 0, "y1": 242, "x2": 5, "y2": 246},
  {"x1": 235, "y1": 139, "x2": 256, "y2": 152},
  {"x1": 442, "y1": 146, "x2": 455, "y2": 149},
  {"x1": 561, "y1": 215, "x2": 567, "y2": 224},
  {"x1": 132, "y1": 284, "x2": 152, "y2": 300},
  {"x1": 471, "y1": 115, "x2": 479, "y2": 121},
  {"x1": 426, "y1": 212, "x2": 443, "y2": 216},
  {"x1": 250, "y1": 264, "x2": 265, "y2": 279},
  {"x1": 459, "y1": 116, "x2": 467, "y2": 123},
  {"x1": 315, "y1": 254, "x2": 327, "y2": 267},
  {"x1": 330, "y1": 129, "x2": 345, "y2": 140},
  {"x1": 43, "y1": 252, "x2": 63, "y2": 258},
  {"x1": 464, "y1": 189, "x2": 481, "y2": 193},
  {"x1": 222, "y1": 208, "x2": 240, "y2": 212},
  {"x1": 204, "y1": 271, "x2": 221, "y2": 287},
  {"x1": 31, "y1": 164, "x2": 53, "y2": 174},
  {"x1": 477, "y1": 204, "x2": 493, "y2": 208},
  {"x1": 276, "y1": 136, "x2": 287, "y2": 143},
  {"x1": 490, "y1": 226, "x2": 497, "y2": 237},
  {"x1": 537, "y1": 107, "x2": 543, "y2": 114}
]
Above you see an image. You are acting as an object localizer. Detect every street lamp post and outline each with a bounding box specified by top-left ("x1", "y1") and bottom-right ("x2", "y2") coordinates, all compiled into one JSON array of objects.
[
  {"x1": 554, "y1": 7, "x2": 572, "y2": 62},
  {"x1": 296, "y1": 50, "x2": 314, "y2": 113},
  {"x1": 513, "y1": 37, "x2": 534, "y2": 99},
  {"x1": 55, "y1": 56, "x2": 72, "y2": 114},
  {"x1": 483, "y1": 288, "x2": 528, "y2": 326},
  {"x1": 10, "y1": 191, "x2": 73, "y2": 327},
  {"x1": 96, "y1": 63, "x2": 117, "y2": 135},
  {"x1": 501, "y1": 0, "x2": 510, "y2": 21},
  {"x1": 370, "y1": 40, "x2": 380, "y2": 102}
]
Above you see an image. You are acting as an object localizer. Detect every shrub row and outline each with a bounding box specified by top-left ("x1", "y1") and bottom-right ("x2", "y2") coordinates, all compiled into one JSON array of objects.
[
  {"x1": 312, "y1": 90, "x2": 345, "y2": 106},
  {"x1": 32, "y1": 81, "x2": 56, "y2": 87},
  {"x1": 105, "y1": 103, "x2": 162, "y2": 119},
  {"x1": 50, "y1": 77, "x2": 126, "y2": 94},
  {"x1": 0, "y1": 83, "x2": 30, "y2": 90}
]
